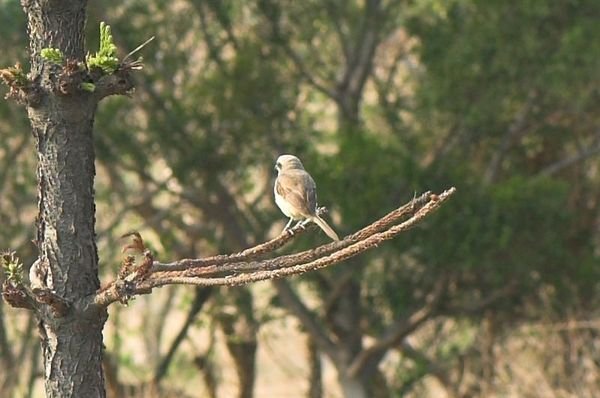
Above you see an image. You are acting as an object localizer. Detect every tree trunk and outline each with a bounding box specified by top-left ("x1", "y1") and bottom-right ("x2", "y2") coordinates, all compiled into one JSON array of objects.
[
  {"x1": 22, "y1": 0, "x2": 106, "y2": 396},
  {"x1": 306, "y1": 337, "x2": 322, "y2": 398},
  {"x1": 338, "y1": 374, "x2": 368, "y2": 398},
  {"x1": 220, "y1": 289, "x2": 258, "y2": 398},
  {"x1": 337, "y1": 368, "x2": 388, "y2": 398}
]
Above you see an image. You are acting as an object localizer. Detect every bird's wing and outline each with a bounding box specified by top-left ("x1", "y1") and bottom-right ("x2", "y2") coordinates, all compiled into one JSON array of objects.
[
  {"x1": 275, "y1": 170, "x2": 317, "y2": 215},
  {"x1": 304, "y1": 174, "x2": 317, "y2": 212}
]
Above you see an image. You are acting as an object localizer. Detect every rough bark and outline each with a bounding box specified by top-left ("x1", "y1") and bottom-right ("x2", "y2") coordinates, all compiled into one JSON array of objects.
[{"x1": 22, "y1": 0, "x2": 107, "y2": 396}]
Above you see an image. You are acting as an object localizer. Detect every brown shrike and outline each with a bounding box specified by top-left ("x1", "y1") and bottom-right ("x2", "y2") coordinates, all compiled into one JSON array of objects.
[{"x1": 274, "y1": 154, "x2": 340, "y2": 241}]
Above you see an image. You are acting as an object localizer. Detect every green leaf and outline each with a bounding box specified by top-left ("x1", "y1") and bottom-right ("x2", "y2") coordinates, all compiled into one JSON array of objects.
[
  {"x1": 40, "y1": 48, "x2": 64, "y2": 65},
  {"x1": 86, "y1": 21, "x2": 119, "y2": 73},
  {"x1": 80, "y1": 82, "x2": 96, "y2": 92},
  {"x1": 0, "y1": 250, "x2": 23, "y2": 285}
]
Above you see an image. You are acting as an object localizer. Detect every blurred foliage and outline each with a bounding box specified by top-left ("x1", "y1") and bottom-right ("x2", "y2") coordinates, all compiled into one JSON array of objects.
[{"x1": 1, "y1": 0, "x2": 599, "y2": 396}]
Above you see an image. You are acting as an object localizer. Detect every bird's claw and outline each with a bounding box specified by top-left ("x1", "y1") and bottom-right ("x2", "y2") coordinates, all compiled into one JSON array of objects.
[{"x1": 299, "y1": 220, "x2": 310, "y2": 229}]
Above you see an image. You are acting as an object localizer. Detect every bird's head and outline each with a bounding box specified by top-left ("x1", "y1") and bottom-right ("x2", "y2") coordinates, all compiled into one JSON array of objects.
[{"x1": 275, "y1": 154, "x2": 305, "y2": 173}]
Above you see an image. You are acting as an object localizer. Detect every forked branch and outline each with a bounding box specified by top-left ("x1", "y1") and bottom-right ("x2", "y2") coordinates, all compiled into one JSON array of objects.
[{"x1": 93, "y1": 188, "x2": 456, "y2": 307}]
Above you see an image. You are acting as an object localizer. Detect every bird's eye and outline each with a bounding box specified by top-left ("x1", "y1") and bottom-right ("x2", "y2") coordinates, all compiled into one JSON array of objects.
[{"x1": 275, "y1": 162, "x2": 281, "y2": 170}]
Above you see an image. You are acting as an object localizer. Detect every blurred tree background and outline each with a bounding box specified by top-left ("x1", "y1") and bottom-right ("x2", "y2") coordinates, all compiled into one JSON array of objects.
[{"x1": 1, "y1": 0, "x2": 599, "y2": 397}]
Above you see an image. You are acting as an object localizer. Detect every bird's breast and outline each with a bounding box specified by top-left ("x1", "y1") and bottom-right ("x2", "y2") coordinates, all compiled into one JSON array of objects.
[{"x1": 274, "y1": 189, "x2": 303, "y2": 219}]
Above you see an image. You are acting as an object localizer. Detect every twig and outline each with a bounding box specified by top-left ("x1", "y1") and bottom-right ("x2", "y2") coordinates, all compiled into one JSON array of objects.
[
  {"x1": 400, "y1": 339, "x2": 452, "y2": 387},
  {"x1": 122, "y1": 36, "x2": 155, "y2": 63},
  {"x1": 484, "y1": 91, "x2": 537, "y2": 183},
  {"x1": 257, "y1": 0, "x2": 339, "y2": 100},
  {"x1": 538, "y1": 142, "x2": 600, "y2": 177}
]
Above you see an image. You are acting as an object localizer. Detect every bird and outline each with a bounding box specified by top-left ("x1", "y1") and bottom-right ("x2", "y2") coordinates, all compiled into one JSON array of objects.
[{"x1": 274, "y1": 154, "x2": 340, "y2": 241}]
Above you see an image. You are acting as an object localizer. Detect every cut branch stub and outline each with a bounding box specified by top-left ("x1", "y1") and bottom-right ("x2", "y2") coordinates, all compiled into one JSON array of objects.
[
  {"x1": 2, "y1": 282, "x2": 35, "y2": 310},
  {"x1": 33, "y1": 289, "x2": 70, "y2": 317},
  {"x1": 93, "y1": 69, "x2": 136, "y2": 100}
]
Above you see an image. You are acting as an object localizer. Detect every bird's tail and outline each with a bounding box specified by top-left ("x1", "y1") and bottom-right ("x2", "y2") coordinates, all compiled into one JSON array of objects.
[{"x1": 311, "y1": 215, "x2": 340, "y2": 241}]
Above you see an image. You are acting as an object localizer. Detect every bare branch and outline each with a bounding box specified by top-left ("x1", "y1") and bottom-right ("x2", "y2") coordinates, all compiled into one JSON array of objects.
[
  {"x1": 154, "y1": 190, "x2": 432, "y2": 273},
  {"x1": 324, "y1": 0, "x2": 351, "y2": 63},
  {"x1": 273, "y1": 280, "x2": 341, "y2": 366},
  {"x1": 346, "y1": 276, "x2": 447, "y2": 378},
  {"x1": 257, "y1": 0, "x2": 339, "y2": 100},
  {"x1": 400, "y1": 339, "x2": 452, "y2": 388},
  {"x1": 191, "y1": 0, "x2": 230, "y2": 74},
  {"x1": 154, "y1": 287, "x2": 212, "y2": 383},
  {"x1": 484, "y1": 91, "x2": 537, "y2": 184},
  {"x1": 337, "y1": 0, "x2": 385, "y2": 119},
  {"x1": 152, "y1": 219, "x2": 309, "y2": 273},
  {"x1": 538, "y1": 139, "x2": 600, "y2": 177},
  {"x1": 279, "y1": 41, "x2": 339, "y2": 100},
  {"x1": 442, "y1": 282, "x2": 518, "y2": 316},
  {"x1": 323, "y1": 268, "x2": 356, "y2": 317},
  {"x1": 204, "y1": 0, "x2": 239, "y2": 50},
  {"x1": 94, "y1": 188, "x2": 456, "y2": 307}
]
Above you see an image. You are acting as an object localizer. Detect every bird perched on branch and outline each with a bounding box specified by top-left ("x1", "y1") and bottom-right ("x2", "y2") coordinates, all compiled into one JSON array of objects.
[{"x1": 274, "y1": 154, "x2": 340, "y2": 241}]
